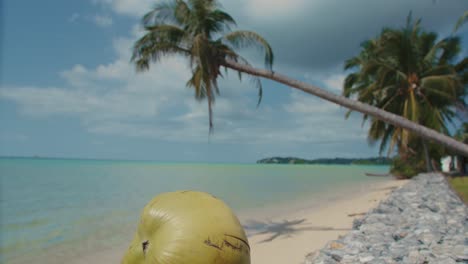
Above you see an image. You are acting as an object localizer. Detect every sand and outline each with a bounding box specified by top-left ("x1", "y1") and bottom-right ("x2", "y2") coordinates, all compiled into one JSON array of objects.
[
  {"x1": 248, "y1": 179, "x2": 408, "y2": 264},
  {"x1": 71, "y1": 178, "x2": 408, "y2": 264}
]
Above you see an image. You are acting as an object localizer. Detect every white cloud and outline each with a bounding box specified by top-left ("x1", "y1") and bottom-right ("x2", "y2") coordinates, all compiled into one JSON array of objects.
[
  {"x1": 0, "y1": 31, "x2": 191, "y2": 123},
  {"x1": 68, "y1": 13, "x2": 80, "y2": 23},
  {"x1": 67, "y1": 12, "x2": 113, "y2": 28},
  {"x1": 0, "y1": 73, "x2": 367, "y2": 145},
  {"x1": 9, "y1": 0, "x2": 465, "y2": 160},
  {"x1": 241, "y1": 0, "x2": 311, "y2": 20},
  {"x1": 60, "y1": 64, "x2": 91, "y2": 87},
  {"x1": 285, "y1": 91, "x2": 339, "y2": 114},
  {"x1": 93, "y1": 14, "x2": 113, "y2": 27},
  {"x1": 0, "y1": 23, "x2": 369, "y2": 147},
  {"x1": 281, "y1": 90, "x2": 367, "y2": 143},
  {"x1": 92, "y1": 0, "x2": 154, "y2": 17},
  {"x1": 91, "y1": 0, "x2": 312, "y2": 21},
  {"x1": 303, "y1": 71, "x2": 347, "y2": 93},
  {"x1": 323, "y1": 73, "x2": 346, "y2": 92},
  {"x1": 0, "y1": 84, "x2": 161, "y2": 121}
]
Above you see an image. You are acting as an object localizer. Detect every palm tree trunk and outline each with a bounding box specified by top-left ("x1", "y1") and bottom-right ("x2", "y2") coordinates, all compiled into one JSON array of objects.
[
  {"x1": 221, "y1": 59, "x2": 468, "y2": 156},
  {"x1": 207, "y1": 91, "x2": 214, "y2": 133},
  {"x1": 422, "y1": 139, "x2": 432, "y2": 172}
]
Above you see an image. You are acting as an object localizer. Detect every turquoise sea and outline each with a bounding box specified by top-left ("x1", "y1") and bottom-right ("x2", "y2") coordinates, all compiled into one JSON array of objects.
[{"x1": 0, "y1": 158, "x2": 391, "y2": 263}]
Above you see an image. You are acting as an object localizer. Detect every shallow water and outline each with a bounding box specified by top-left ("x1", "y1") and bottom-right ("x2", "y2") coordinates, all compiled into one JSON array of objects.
[{"x1": 0, "y1": 158, "x2": 390, "y2": 263}]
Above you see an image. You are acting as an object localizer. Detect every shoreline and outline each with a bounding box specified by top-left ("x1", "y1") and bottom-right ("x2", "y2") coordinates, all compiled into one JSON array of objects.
[
  {"x1": 68, "y1": 177, "x2": 407, "y2": 264},
  {"x1": 248, "y1": 179, "x2": 407, "y2": 264},
  {"x1": 2, "y1": 163, "x2": 394, "y2": 264},
  {"x1": 238, "y1": 177, "x2": 390, "y2": 221}
]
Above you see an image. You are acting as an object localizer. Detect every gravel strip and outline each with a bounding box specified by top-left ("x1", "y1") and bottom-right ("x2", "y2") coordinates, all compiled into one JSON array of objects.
[{"x1": 305, "y1": 173, "x2": 468, "y2": 264}]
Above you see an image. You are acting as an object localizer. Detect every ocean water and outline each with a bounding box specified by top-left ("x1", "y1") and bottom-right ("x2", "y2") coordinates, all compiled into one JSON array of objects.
[{"x1": 0, "y1": 158, "x2": 391, "y2": 263}]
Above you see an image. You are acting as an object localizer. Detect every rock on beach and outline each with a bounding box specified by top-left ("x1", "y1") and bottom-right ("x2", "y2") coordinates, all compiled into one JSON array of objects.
[{"x1": 305, "y1": 173, "x2": 468, "y2": 264}]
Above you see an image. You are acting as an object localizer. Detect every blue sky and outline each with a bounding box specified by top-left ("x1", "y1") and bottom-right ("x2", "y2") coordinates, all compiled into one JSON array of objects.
[{"x1": 1, "y1": 0, "x2": 467, "y2": 163}]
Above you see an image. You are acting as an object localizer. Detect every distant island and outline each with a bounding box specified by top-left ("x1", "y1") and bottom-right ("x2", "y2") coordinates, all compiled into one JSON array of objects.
[{"x1": 256, "y1": 157, "x2": 392, "y2": 165}]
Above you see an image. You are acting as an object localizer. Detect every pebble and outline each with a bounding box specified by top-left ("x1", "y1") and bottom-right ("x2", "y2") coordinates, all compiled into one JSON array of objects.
[{"x1": 304, "y1": 173, "x2": 468, "y2": 264}]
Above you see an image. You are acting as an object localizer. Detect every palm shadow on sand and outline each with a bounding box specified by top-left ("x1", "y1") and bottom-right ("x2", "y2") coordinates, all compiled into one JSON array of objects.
[{"x1": 243, "y1": 218, "x2": 351, "y2": 243}]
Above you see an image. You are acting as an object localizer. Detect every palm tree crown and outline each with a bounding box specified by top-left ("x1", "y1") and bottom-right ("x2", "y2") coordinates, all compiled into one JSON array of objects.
[
  {"x1": 343, "y1": 13, "x2": 467, "y2": 156},
  {"x1": 132, "y1": 0, "x2": 273, "y2": 132}
]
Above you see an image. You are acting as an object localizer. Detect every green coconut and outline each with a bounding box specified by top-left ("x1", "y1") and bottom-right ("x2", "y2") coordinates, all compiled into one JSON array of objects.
[{"x1": 122, "y1": 191, "x2": 250, "y2": 264}]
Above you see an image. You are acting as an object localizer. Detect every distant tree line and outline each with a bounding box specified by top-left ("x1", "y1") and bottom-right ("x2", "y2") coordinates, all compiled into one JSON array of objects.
[{"x1": 256, "y1": 157, "x2": 392, "y2": 165}]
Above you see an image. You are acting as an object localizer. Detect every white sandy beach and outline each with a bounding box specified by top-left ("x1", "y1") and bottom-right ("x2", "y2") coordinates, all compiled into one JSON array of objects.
[
  {"x1": 248, "y1": 179, "x2": 408, "y2": 264},
  {"x1": 70, "y1": 178, "x2": 408, "y2": 264}
]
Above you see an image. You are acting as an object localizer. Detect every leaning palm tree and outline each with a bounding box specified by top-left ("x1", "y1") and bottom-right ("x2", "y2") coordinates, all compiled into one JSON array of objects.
[
  {"x1": 132, "y1": 0, "x2": 273, "y2": 132},
  {"x1": 343, "y1": 13, "x2": 466, "y2": 171},
  {"x1": 133, "y1": 0, "x2": 468, "y2": 156}
]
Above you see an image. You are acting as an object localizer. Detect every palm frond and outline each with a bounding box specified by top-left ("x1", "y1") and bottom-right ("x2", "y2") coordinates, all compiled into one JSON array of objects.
[
  {"x1": 344, "y1": 110, "x2": 353, "y2": 119},
  {"x1": 423, "y1": 37, "x2": 444, "y2": 66},
  {"x1": 379, "y1": 125, "x2": 395, "y2": 156},
  {"x1": 421, "y1": 75, "x2": 461, "y2": 99},
  {"x1": 343, "y1": 73, "x2": 359, "y2": 97},
  {"x1": 438, "y1": 37, "x2": 461, "y2": 65},
  {"x1": 143, "y1": 0, "x2": 191, "y2": 27},
  {"x1": 134, "y1": 0, "x2": 274, "y2": 132},
  {"x1": 132, "y1": 42, "x2": 190, "y2": 71},
  {"x1": 344, "y1": 57, "x2": 361, "y2": 70},
  {"x1": 222, "y1": 51, "x2": 264, "y2": 106},
  {"x1": 421, "y1": 64, "x2": 454, "y2": 77},
  {"x1": 455, "y1": 57, "x2": 468, "y2": 72},
  {"x1": 206, "y1": 9, "x2": 236, "y2": 32},
  {"x1": 453, "y1": 11, "x2": 468, "y2": 33},
  {"x1": 221, "y1": 30, "x2": 274, "y2": 70},
  {"x1": 132, "y1": 25, "x2": 190, "y2": 71},
  {"x1": 388, "y1": 128, "x2": 401, "y2": 156},
  {"x1": 186, "y1": 65, "x2": 206, "y2": 99}
]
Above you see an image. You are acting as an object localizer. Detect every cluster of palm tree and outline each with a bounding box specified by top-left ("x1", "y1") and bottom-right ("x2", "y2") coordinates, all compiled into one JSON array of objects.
[
  {"x1": 343, "y1": 13, "x2": 467, "y2": 173},
  {"x1": 132, "y1": 0, "x2": 468, "y2": 162}
]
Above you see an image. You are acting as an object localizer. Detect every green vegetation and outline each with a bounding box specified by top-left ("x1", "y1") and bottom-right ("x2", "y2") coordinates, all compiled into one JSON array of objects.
[
  {"x1": 257, "y1": 157, "x2": 392, "y2": 165},
  {"x1": 390, "y1": 156, "x2": 424, "y2": 179},
  {"x1": 454, "y1": 123, "x2": 468, "y2": 143},
  {"x1": 343, "y1": 13, "x2": 467, "y2": 178},
  {"x1": 448, "y1": 176, "x2": 468, "y2": 204}
]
